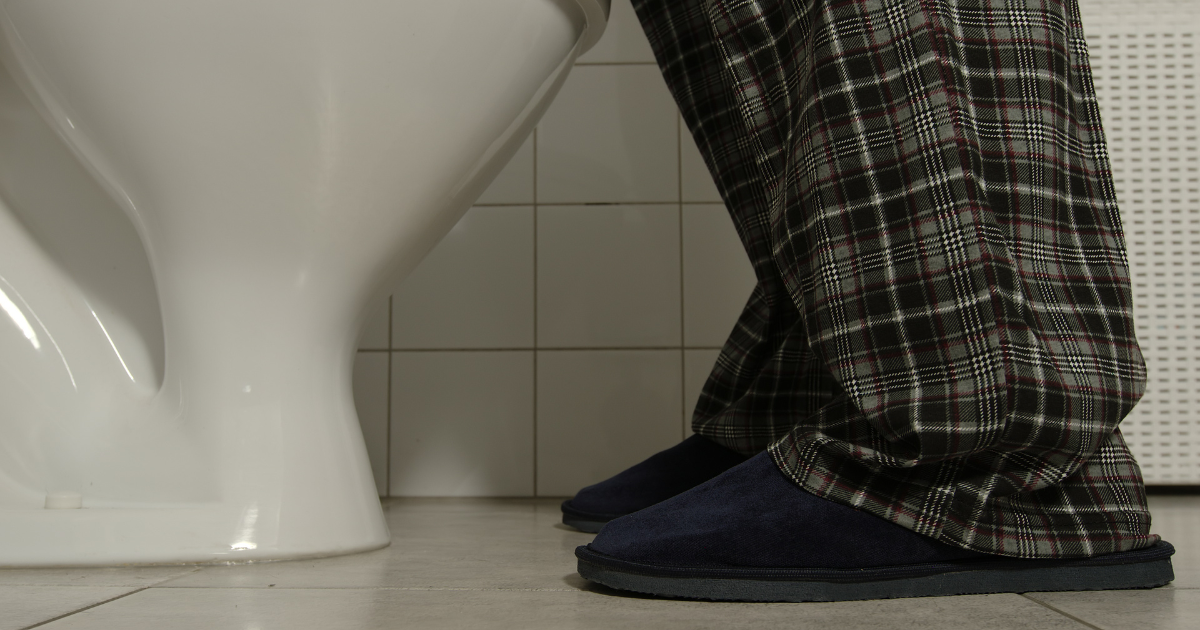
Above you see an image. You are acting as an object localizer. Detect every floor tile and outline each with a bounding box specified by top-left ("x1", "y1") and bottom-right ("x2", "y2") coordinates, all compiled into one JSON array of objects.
[
  {"x1": 1028, "y1": 589, "x2": 1200, "y2": 630},
  {"x1": 159, "y1": 499, "x2": 589, "y2": 591},
  {"x1": 0, "y1": 586, "x2": 134, "y2": 630},
  {"x1": 682, "y1": 204, "x2": 755, "y2": 346},
  {"x1": 353, "y1": 352, "x2": 390, "y2": 496},
  {"x1": 536, "y1": 351, "x2": 683, "y2": 496},
  {"x1": 392, "y1": 206, "x2": 535, "y2": 349},
  {"x1": 537, "y1": 65, "x2": 678, "y2": 204},
  {"x1": 40, "y1": 588, "x2": 1087, "y2": 630},
  {"x1": 390, "y1": 353, "x2": 534, "y2": 497}
]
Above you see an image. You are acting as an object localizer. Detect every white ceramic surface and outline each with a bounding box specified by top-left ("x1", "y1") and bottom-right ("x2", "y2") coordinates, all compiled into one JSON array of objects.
[
  {"x1": 535, "y1": 350, "x2": 682, "y2": 495},
  {"x1": 682, "y1": 204, "x2": 757, "y2": 346},
  {"x1": 392, "y1": 206, "x2": 535, "y2": 349},
  {"x1": 537, "y1": 205, "x2": 681, "y2": 348},
  {"x1": 576, "y1": 0, "x2": 655, "y2": 64},
  {"x1": 0, "y1": 0, "x2": 608, "y2": 565}
]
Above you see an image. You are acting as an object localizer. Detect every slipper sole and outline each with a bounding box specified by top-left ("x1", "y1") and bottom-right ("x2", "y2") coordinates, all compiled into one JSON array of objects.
[
  {"x1": 561, "y1": 500, "x2": 621, "y2": 534},
  {"x1": 576, "y1": 541, "x2": 1175, "y2": 602}
]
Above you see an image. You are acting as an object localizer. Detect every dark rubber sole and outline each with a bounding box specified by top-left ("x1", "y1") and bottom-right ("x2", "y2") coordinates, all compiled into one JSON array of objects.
[
  {"x1": 577, "y1": 541, "x2": 1175, "y2": 602},
  {"x1": 560, "y1": 500, "x2": 619, "y2": 534},
  {"x1": 562, "y1": 517, "x2": 607, "y2": 534}
]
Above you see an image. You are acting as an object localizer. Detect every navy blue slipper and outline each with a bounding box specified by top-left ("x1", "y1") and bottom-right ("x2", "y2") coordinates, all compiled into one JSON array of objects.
[
  {"x1": 561, "y1": 435, "x2": 748, "y2": 533},
  {"x1": 576, "y1": 452, "x2": 1175, "y2": 602}
]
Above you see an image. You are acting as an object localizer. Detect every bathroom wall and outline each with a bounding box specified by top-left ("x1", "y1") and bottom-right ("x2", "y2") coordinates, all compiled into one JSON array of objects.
[
  {"x1": 353, "y1": 0, "x2": 1200, "y2": 496},
  {"x1": 351, "y1": 0, "x2": 757, "y2": 497},
  {"x1": 1079, "y1": 0, "x2": 1200, "y2": 483}
]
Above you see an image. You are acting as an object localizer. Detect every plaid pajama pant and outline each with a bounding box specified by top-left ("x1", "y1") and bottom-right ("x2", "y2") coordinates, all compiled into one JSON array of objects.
[{"x1": 630, "y1": 0, "x2": 1157, "y2": 558}]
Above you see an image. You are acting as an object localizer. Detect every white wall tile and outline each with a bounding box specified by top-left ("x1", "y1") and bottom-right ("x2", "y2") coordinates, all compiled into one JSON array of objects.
[
  {"x1": 537, "y1": 65, "x2": 678, "y2": 203},
  {"x1": 475, "y1": 135, "x2": 534, "y2": 206},
  {"x1": 576, "y1": 0, "x2": 656, "y2": 64},
  {"x1": 684, "y1": 349, "x2": 721, "y2": 437},
  {"x1": 681, "y1": 128, "x2": 723, "y2": 203},
  {"x1": 538, "y1": 205, "x2": 681, "y2": 348},
  {"x1": 393, "y1": 206, "x2": 534, "y2": 349},
  {"x1": 357, "y1": 298, "x2": 390, "y2": 350},
  {"x1": 390, "y1": 352, "x2": 534, "y2": 497},
  {"x1": 536, "y1": 350, "x2": 683, "y2": 496},
  {"x1": 683, "y1": 204, "x2": 756, "y2": 346},
  {"x1": 352, "y1": 352, "x2": 390, "y2": 496}
]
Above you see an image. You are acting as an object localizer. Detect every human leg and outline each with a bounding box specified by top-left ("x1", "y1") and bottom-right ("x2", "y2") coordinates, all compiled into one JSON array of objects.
[{"x1": 577, "y1": 0, "x2": 1170, "y2": 599}]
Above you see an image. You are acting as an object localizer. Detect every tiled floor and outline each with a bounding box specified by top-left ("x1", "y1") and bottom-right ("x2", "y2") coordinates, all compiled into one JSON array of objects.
[{"x1": 3, "y1": 496, "x2": 1197, "y2": 629}]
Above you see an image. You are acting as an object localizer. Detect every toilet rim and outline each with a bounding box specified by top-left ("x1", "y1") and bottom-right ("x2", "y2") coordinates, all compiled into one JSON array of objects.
[{"x1": 575, "y1": 0, "x2": 611, "y2": 54}]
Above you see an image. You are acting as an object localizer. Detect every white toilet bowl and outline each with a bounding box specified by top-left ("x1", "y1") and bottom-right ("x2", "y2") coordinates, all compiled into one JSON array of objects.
[{"x1": 0, "y1": 0, "x2": 608, "y2": 566}]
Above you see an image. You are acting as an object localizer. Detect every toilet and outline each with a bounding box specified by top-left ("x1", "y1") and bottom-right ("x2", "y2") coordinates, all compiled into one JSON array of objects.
[{"x1": 0, "y1": 0, "x2": 608, "y2": 565}]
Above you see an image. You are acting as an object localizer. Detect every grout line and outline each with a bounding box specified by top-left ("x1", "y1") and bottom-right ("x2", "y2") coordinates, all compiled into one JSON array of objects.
[
  {"x1": 19, "y1": 587, "x2": 151, "y2": 630},
  {"x1": 533, "y1": 126, "x2": 540, "y2": 498},
  {"x1": 574, "y1": 61, "x2": 659, "y2": 66},
  {"x1": 153, "y1": 586, "x2": 592, "y2": 593},
  {"x1": 386, "y1": 296, "x2": 393, "y2": 498},
  {"x1": 477, "y1": 201, "x2": 724, "y2": 207},
  {"x1": 387, "y1": 347, "x2": 724, "y2": 352},
  {"x1": 1020, "y1": 594, "x2": 1108, "y2": 630},
  {"x1": 678, "y1": 111, "x2": 687, "y2": 441}
]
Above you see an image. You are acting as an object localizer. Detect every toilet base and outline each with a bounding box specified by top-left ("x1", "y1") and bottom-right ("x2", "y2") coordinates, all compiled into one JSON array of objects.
[{"x1": 0, "y1": 505, "x2": 390, "y2": 567}]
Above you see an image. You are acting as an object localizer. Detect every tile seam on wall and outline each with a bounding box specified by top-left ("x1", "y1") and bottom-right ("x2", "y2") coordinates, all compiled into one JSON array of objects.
[
  {"x1": 531, "y1": 201, "x2": 682, "y2": 206},
  {"x1": 386, "y1": 296, "x2": 393, "y2": 497},
  {"x1": 533, "y1": 127, "x2": 540, "y2": 497},
  {"x1": 678, "y1": 111, "x2": 687, "y2": 441}
]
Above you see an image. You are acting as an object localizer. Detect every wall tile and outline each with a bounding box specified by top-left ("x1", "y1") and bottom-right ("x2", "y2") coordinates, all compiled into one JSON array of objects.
[
  {"x1": 356, "y1": 298, "x2": 390, "y2": 351},
  {"x1": 536, "y1": 65, "x2": 678, "y2": 203},
  {"x1": 683, "y1": 349, "x2": 721, "y2": 437},
  {"x1": 538, "y1": 205, "x2": 681, "y2": 348},
  {"x1": 390, "y1": 352, "x2": 534, "y2": 497},
  {"x1": 576, "y1": 0, "x2": 656, "y2": 64},
  {"x1": 392, "y1": 206, "x2": 534, "y2": 349},
  {"x1": 352, "y1": 352, "x2": 390, "y2": 496},
  {"x1": 682, "y1": 204, "x2": 756, "y2": 346},
  {"x1": 537, "y1": 350, "x2": 683, "y2": 496},
  {"x1": 475, "y1": 135, "x2": 534, "y2": 206},
  {"x1": 681, "y1": 128, "x2": 723, "y2": 203}
]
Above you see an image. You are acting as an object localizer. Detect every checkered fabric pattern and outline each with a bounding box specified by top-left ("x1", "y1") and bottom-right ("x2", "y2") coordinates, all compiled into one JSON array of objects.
[{"x1": 632, "y1": 0, "x2": 1157, "y2": 558}]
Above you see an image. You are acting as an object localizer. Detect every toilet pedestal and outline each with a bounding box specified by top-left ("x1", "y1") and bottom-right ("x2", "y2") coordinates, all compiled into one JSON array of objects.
[{"x1": 0, "y1": 0, "x2": 608, "y2": 565}]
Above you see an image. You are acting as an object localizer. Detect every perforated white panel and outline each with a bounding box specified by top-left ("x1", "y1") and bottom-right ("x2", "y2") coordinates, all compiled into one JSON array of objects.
[{"x1": 1080, "y1": 0, "x2": 1200, "y2": 483}]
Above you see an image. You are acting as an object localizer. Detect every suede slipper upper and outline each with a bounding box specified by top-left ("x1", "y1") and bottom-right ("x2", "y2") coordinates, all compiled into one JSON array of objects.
[
  {"x1": 577, "y1": 452, "x2": 1175, "y2": 601},
  {"x1": 561, "y1": 434, "x2": 748, "y2": 533}
]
